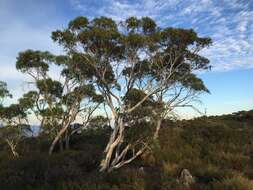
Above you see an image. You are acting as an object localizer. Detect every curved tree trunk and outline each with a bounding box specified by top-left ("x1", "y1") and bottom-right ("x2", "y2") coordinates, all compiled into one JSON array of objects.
[
  {"x1": 99, "y1": 116, "x2": 147, "y2": 172},
  {"x1": 48, "y1": 109, "x2": 78, "y2": 155},
  {"x1": 99, "y1": 117, "x2": 123, "y2": 172},
  {"x1": 100, "y1": 116, "x2": 162, "y2": 172},
  {"x1": 49, "y1": 121, "x2": 71, "y2": 155}
]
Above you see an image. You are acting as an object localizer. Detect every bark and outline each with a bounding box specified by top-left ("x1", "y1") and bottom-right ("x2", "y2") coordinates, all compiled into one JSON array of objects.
[
  {"x1": 48, "y1": 108, "x2": 78, "y2": 155},
  {"x1": 100, "y1": 117, "x2": 162, "y2": 172},
  {"x1": 48, "y1": 121, "x2": 71, "y2": 155},
  {"x1": 99, "y1": 86, "x2": 164, "y2": 172},
  {"x1": 99, "y1": 115, "x2": 148, "y2": 172},
  {"x1": 109, "y1": 147, "x2": 146, "y2": 171},
  {"x1": 99, "y1": 117, "x2": 124, "y2": 172},
  {"x1": 100, "y1": 114, "x2": 163, "y2": 172},
  {"x1": 153, "y1": 118, "x2": 162, "y2": 140},
  {"x1": 6, "y1": 140, "x2": 19, "y2": 158},
  {"x1": 52, "y1": 104, "x2": 99, "y2": 153}
]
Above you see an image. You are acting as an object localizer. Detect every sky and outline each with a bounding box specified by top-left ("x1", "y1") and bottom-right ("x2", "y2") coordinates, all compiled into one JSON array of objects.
[{"x1": 0, "y1": 0, "x2": 252, "y2": 119}]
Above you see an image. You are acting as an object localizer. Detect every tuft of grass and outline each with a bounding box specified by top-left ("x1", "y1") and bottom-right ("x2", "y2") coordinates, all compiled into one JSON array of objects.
[{"x1": 207, "y1": 174, "x2": 253, "y2": 190}]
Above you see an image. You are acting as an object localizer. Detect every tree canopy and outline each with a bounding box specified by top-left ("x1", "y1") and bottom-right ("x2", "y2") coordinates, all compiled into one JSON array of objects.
[
  {"x1": 51, "y1": 16, "x2": 211, "y2": 171},
  {"x1": 0, "y1": 16, "x2": 211, "y2": 172}
]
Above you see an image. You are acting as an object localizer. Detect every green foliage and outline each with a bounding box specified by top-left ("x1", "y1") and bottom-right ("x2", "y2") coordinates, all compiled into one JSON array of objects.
[
  {"x1": 88, "y1": 116, "x2": 109, "y2": 129},
  {"x1": 181, "y1": 73, "x2": 210, "y2": 92},
  {"x1": 0, "y1": 110, "x2": 252, "y2": 189},
  {"x1": 16, "y1": 50, "x2": 53, "y2": 73},
  {"x1": 15, "y1": 45, "x2": 104, "y2": 151},
  {"x1": 124, "y1": 88, "x2": 154, "y2": 107},
  {"x1": 0, "y1": 124, "x2": 31, "y2": 143},
  {"x1": 52, "y1": 16, "x2": 211, "y2": 93},
  {"x1": 36, "y1": 78, "x2": 63, "y2": 98},
  {"x1": 2, "y1": 15, "x2": 252, "y2": 189},
  {"x1": 18, "y1": 91, "x2": 38, "y2": 111},
  {"x1": 0, "y1": 81, "x2": 12, "y2": 104},
  {"x1": 0, "y1": 104, "x2": 26, "y2": 120},
  {"x1": 68, "y1": 16, "x2": 89, "y2": 31},
  {"x1": 15, "y1": 16, "x2": 213, "y2": 172}
]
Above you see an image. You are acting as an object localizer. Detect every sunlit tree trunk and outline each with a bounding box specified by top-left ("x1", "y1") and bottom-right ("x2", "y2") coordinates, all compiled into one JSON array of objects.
[
  {"x1": 6, "y1": 140, "x2": 19, "y2": 158},
  {"x1": 99, "y1": 116, "x2": 123, "y2": 172},
  {"x1": 49, "y1": 121, "x2": 71, "y2": 155}
]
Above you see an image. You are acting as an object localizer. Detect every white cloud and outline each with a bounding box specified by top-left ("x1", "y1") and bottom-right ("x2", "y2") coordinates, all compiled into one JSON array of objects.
[
  {"x1": 0, "y1": 63, "x2": 24, "y2": 80},
  {"x1": 69, "y1": 0, "x2": 179, "y2": 21},
  {"x1": 0, "y1": 0, "x2": 64, "y2": 105},
  {"x1": 69, "y1": 0, "x2": 253, "y2": 72},
  {"x1": 0, "y1": 21, "x2": 60, "y2": 78}
]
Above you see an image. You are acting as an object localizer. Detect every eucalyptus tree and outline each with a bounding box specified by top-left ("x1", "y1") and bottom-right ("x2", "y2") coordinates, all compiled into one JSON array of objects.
[
  {"x1": 16, "y1": 50, "x2": 103, "y2": 154},
  {"x1": 49, "y1": 16, "x2": 211, "y2": 171},
  {"x1": 0, "y1": 81, "x2": 12, "y2": 105},
  {"x1": 0, "y1": 81, "x2": 31, "y2": 157},
  {"x1": 0, "y1": 107, "x2": 31, "y2": 158}
]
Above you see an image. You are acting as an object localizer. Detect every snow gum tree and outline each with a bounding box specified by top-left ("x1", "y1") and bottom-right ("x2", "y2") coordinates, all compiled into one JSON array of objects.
[
  {"x1": 12, "y1": 15, "x2": 212, "y2": 171},
  {"x1": 0, "y1": 81, "x2": 31, "y2": 158},
  {"x1": 51, "y1": 16, "x2": 212, "y2": 172},
  {"x1": 15, "y1": 50, "x2": 104, "y2": 154}
]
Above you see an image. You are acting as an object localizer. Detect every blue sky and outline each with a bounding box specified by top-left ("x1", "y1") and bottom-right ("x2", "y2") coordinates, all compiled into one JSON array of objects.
[{"x1": 0, "y1": 0, "x2": 252, "y2": 117}]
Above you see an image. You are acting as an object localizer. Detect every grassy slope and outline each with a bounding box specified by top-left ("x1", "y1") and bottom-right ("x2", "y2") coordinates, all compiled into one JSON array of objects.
[{"x1": 0, "y1": 110, "x2": 253, "y2": 190}]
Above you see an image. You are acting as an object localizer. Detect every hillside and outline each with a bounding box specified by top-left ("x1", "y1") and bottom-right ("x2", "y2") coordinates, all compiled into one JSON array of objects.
[{"x1": 0, "y1": 110, "x2": 253, "y2": 190}]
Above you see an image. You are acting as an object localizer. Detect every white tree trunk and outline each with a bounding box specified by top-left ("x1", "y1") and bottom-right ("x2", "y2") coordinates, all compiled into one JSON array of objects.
[
  {"x1": 49, "y1": 120, "x2": 72, "y2": 155},
  {"x1": 99, "y1": 117, "x2": 124, "y2": 172},
  {"x1": 6, "y1": 140, "x2": 19, "y2": 158},
  {"x1": 153, "y1": 118, "x2": 162, "y2": 140}
]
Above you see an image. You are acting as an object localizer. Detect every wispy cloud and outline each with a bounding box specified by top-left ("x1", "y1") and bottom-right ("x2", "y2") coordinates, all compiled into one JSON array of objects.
[{"x1": 70, "y1": 0, "x2": 253, "y2": 71}]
